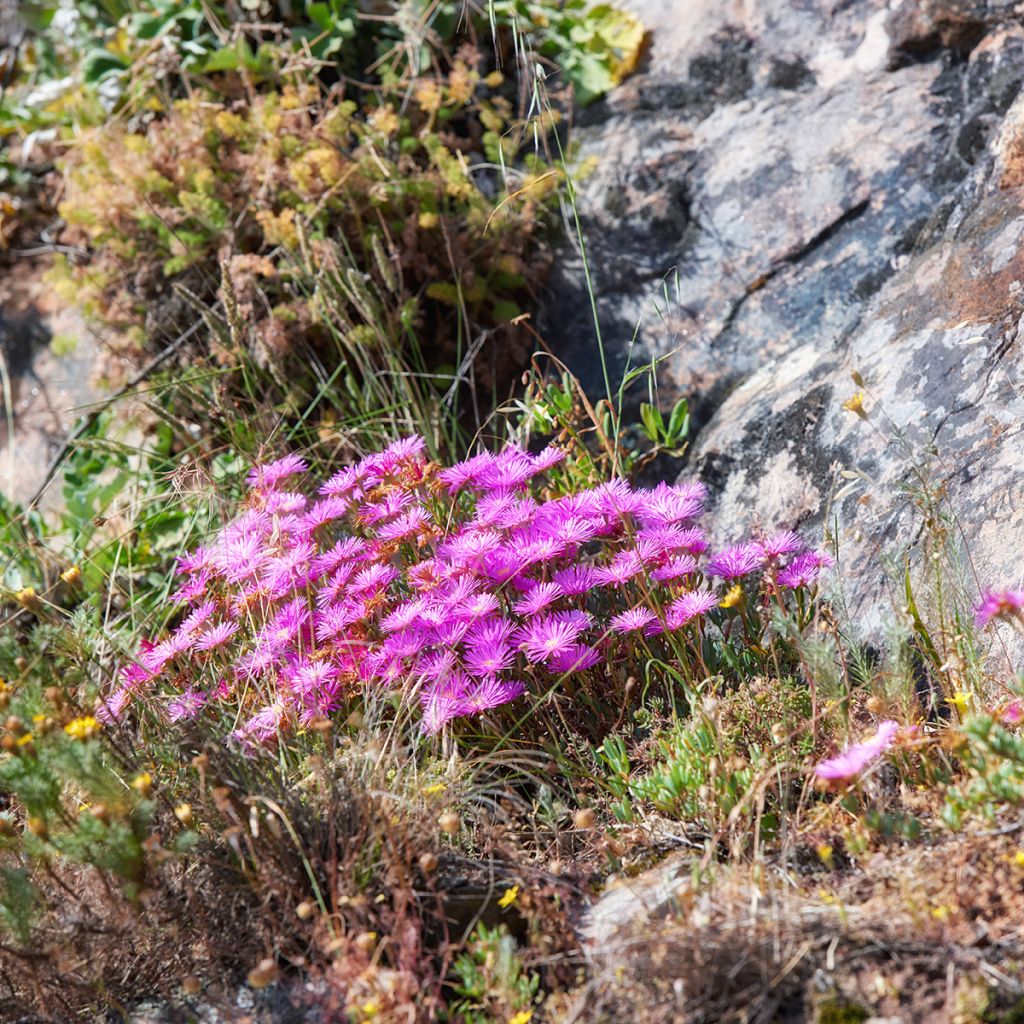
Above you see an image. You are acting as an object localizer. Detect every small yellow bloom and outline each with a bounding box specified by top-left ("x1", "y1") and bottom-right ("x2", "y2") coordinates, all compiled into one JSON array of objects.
[
  {"x1": 931, "y1": 904, "x2": 952, "y2": 922},
  {"x1": 417, "y1": 211, "x2": 439, "y2": 230},
  {"x1": 60, "y1": 565, "x2": 82, "y2": 585},
  {"x1": 484, "y1": 70, "x2": 505, "y2": 88},
  {"x1": 422, "y1": 782, "x2": 446, "y2": 796},
  {"x1": 720, "y1": 584, "x2": 743, "y2": 609},
  {"x1": 64, "y1": 716, "x2": 100, "y2": 741},
  {"x1": 842, "y1": 391, "x2": 867, "y2": 418},
  {"x1": 14, "y1": 588, "x2": 42, "y2": 614},
  {"x1": 949, "y1": 691, "x2": 971, "y2": 713},
  {"x1": 816, "y1": 844, "x2": 834, "y2": 868},
  {"x1": 509, "y1": 1012, "x2": 533, "y2": 1024},
  {"x1": 132, "y1": 772, "x2": 153, "y2": 798},
  {"x1": 361, "y1": 1002, "x2": 380, "y2": 1018},
  {"x1": 1012, "y1": 850, "x2": 1024, "y2": 869},
  {"x1": 498, "y1": 884, "x2": 519, "y2": 909}
]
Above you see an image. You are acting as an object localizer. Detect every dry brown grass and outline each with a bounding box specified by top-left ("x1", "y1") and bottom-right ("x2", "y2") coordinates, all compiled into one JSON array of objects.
[{"x1": 567, "y1": 825, "x2": 1024, "y2": 1024}]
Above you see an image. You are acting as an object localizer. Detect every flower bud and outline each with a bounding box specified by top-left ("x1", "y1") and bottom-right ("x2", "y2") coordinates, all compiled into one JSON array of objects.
[
  {"x1": 354, "y1": 931, "x2": 377, "y2": 955},
  {"x1": 418, "y1": 852, "x2": 439, "y2": 875},
  {"x1": 573, "y1": 807, "x2": 596, "y2": 830},
  {"x1": 295, "y1": 901, "x2": 316, "y2": 920},
  {"x1": 438, "y1": 811, "x2": 460, "y2": 836},
  {"x1": 865, "y1": 695, "x2": 884, "y2": 716},
  {"x1": 27, "y1": 817, "x2": 48, "y2": 841},
  {"x1": 60, "y1": 566, "x2": 82, "y2": 586},
  {"x1": 246, "y1": 958, "x2": 278, "y2": 989},
  {"x1": 132, "y1": 772, "x2": 153, "y2": 798},
  {"x1": 5, "y1": 716, "x2": 25, "y2": 736},
  {"x1": 174, "y1": 803, "x2": 194, "y2": 828}
]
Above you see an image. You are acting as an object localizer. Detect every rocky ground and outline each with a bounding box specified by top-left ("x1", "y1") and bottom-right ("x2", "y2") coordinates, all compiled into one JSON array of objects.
[{"x1": 544, "y1": 0, "x2": 1024, "y2": 633}]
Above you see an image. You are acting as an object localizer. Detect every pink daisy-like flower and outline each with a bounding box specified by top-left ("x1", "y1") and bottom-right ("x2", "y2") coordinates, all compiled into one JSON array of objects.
[
  {"x1": 512, "y1": 582, "x2": 562, "y2": 617},
  {"x1": 247, "y1": 454, "x2": 308, "y2": 491},
  {"x1": 777, "y1": 550, "x2": 834, "y2": 590},
  {"x1": 662, "y1": 590, "x2": 718, "y2": 630},
  {"x1": 609, "y1": 607, "x2": 658, "y2": 633},
  {"x1": 95, "y1": 683, "x2": 134, "y2": 723},
  {"x1": 549, "y1": 643, "x2": 602, "y2": 673},
  {"x1": 813, "y1": 720, "x2": 900, "y2": 782},
  {"x1": 167, "y1": 687, "x2": 207, "y2": 723},
  {"x1": 757, "y1": 531, "x2": 803, "y2": 560},
  {"x1": 233, "y1": 703, "x2": 288, "y2": 746},
  {"x1": 974, "y1": 588, "x2": 1024, "y2": 628},
  {"x1": 706, "y1": 543, "x2": 766, "y2": 580},
  {"x1": 193, "y1": 620, "x2": 239, "y2": 652},
  {"x1": 464, "y1": 639, "x2": 516, "y2": 677},
  {"x1": 519, "y1": 616, "x2": 587, "y2": 663},
  {"x1": 651, "y1": 555, "x2": 698, "y2": 582},
  {"x1": 457, "y1": 676, "x2": 527, "y2": 715},
  {"x1": 552, "y1": 565, "x2": 599, "y2": 597},
  {"x1": 595, "y1": 550, "x2": 645, "y2": 587}
]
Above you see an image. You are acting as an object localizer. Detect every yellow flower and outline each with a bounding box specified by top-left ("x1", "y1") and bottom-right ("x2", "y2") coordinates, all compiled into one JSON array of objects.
[
  {"x1": 132, "y1": 772, "x2": 153, "y2": 798},
  {"x1": 949, "y1": 691, "x2": 971, "y2": 713},
  {"x1": 422, "y1": 782, "x2": 446, "y2": 796},
  {"x1": 720, "y1": 584, "x2": 743, "y2": 609},
  {"x1": 60, "y1": 565, "x2": 81, "y2": 585},
  {"x1": 498, "y1": 884, "x2": 519, "y2": 909},
  {"x1": 842, "y1": 391, "x2": 867, "y2": 418},
  {"x1": 14, "y1": 588, "x2": 42, "y2": 614},
  {"x1": 509, "y1": 1012, "x2": 533, "y2": 1024},
  {"x1": 64, "y1": 716, "x2": 100, "y2": 741},
  {"x1": 1012, "y1": 850, "x2": 1024, "y2": 869},
  {"x1": 816, "y1": 844, "x2": 834, "y2": 869},
  {"x1": 417, "y1": 211, "x2": 440, "y2": 230}
]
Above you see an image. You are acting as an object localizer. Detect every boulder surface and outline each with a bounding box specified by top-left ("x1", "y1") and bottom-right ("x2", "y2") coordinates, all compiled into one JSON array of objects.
[{"x1": 544, "y1": 0, "x2": 1024, "y2": 624}]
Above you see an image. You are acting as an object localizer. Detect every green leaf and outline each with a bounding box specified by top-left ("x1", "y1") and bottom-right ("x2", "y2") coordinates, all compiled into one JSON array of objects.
[{"x1": 82, "y1": 48, "x2": 128, "y2": 84}]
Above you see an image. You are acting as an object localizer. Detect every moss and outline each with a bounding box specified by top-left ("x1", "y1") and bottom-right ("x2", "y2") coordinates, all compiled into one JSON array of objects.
[{"x1": 816, "y1": 998, "x2": 871, "y2": 1024}]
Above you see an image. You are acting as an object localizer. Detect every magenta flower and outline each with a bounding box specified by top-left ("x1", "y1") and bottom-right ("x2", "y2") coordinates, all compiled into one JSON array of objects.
[
  {"x1": 707, "y1": 543, "x2": 766, "y2": 580},
  {"x1": 552, "y1": 565, "x2": 599, "y2": 596},
  {"x1": 777, "y1": 550, "x2": 834, "y2": 590},
  {"x1": 549, "y1": 643, "x2": 602, "y2": 673},
  {"x1": 513, "y1": 582, "x2": 562, "y2": 616},
  {"x1": 974, "y1": 588, "x2": 1024, "y2": 627},
  {"x1": 247, "y1": 454, "x2": 308, "y2": 491},
  {"x1": 609, "y1": 607, "x2": 658, "y2": 633},
  {"x1": 167, "y1": 687, "x2": 207, "y2": 723},
  {"x1": 651, "y1": 555, "x2": 698, "y2": 582},
  {"x1": 663, "y1": 590, "x2": 718, "y2": 630},
  {"x1": 193, "y1": 620, "x2": 239, "y2": 652},
  {"x1": 519, "y1": 615, "x2": 587, "y2": 663},
  {"x1": 813, "y1": 720, "x2": 900, "y2": 782},
  {"x1": 757, "y1": 531, "x2": 803, "y2": 559}
]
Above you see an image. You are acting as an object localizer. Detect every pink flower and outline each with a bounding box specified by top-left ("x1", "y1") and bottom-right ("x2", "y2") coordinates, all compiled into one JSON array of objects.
[
  {"x1": 757, "y1": 531, "x2": 803, "y2": 559},
  {"x1": 519, "y1": 615, "x2": 587, "y2": 663},
  {"x1": 662, "y1": 590, "x2": 718, "y2": 630},
  {"x1": 974, "y1": 588, "x2": 1024, "y2": 627},
  {"x1": 549, "y1": 643, "x2": 602, "y2": 673},
  {"x1": 777, "y1": 550, "x2": 834, "y2": 590},
  {"x1": 707, "y1": 543, "x2": 766, "y2": 580},
  {"x1": 247, "y1": 454, "x2": 308, "y2": 491},
  {"x1": 609, "y1": 607, "x2": 658, "y2": 633},
  {"x1": 167, "y1": 688, "x2": 207, "y2": 722},
  {"x1": 813, "y1": 720, "x2": 900, "y2": 782}
]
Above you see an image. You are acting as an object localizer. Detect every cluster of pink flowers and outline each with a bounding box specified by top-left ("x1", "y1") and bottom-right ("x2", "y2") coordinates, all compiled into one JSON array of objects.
[{"x1": 99, "y1": 437, "x2": 833, "y2": 746}]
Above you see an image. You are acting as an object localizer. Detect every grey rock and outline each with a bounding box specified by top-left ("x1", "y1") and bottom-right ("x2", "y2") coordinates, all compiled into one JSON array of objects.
[{"x1": 544, "y1": 0, "x2": 1024, "y2": 624}]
